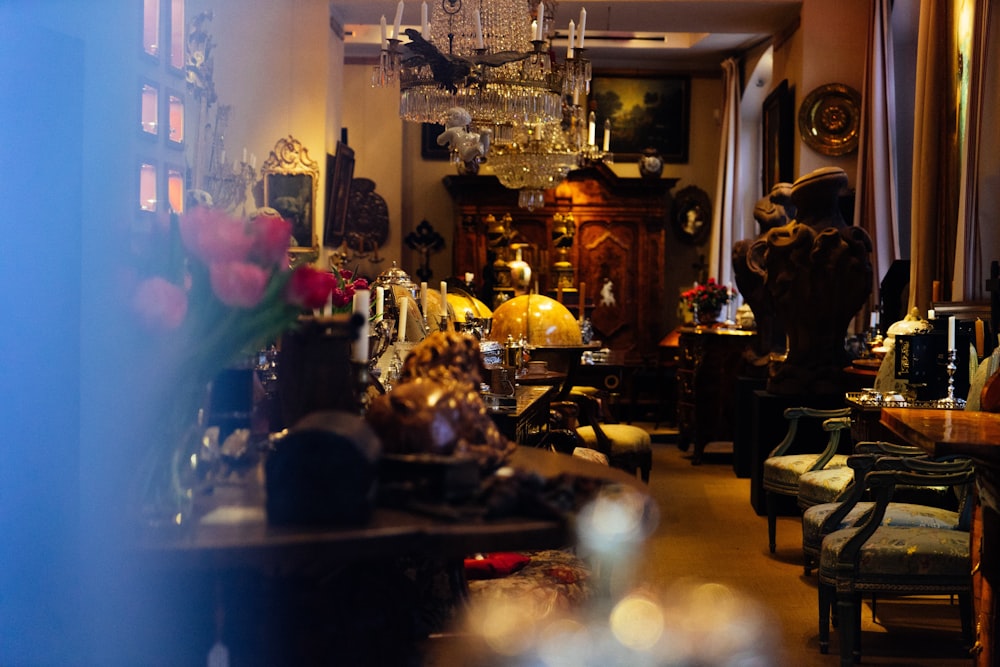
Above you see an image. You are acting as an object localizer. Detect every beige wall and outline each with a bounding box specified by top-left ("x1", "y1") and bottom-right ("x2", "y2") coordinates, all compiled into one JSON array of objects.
[
  {"x1": 773, "y1": 0, "x2": 869, "y2": 183},
  {"x1": 188, "y1": 0, "x2": 332, "y2": 248}
]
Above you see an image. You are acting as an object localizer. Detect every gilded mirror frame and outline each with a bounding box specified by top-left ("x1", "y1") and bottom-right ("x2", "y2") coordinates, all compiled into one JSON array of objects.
[{"x1": 261, "y1": 135, "x2": 320, "y2": 261}]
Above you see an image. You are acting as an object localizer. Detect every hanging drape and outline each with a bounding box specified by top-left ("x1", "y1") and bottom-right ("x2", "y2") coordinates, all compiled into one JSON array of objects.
[
  {"x1": 953, "y1": 0, "x2": 994, "y2": 301},
  {"x1": 708, "y1": 57, "x2": 741, "y2": 288},
  {"x1": 854, "y1": 0, "x2": 901, "y2": 312},
  {"x1": 909, "y1": 0, "x2": 957, "y2": 313}
]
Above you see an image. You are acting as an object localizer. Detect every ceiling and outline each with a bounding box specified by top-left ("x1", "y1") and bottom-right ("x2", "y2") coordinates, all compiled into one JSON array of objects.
[{"x1": 331, "y1": 0, "x2": 802, "y2": 73}]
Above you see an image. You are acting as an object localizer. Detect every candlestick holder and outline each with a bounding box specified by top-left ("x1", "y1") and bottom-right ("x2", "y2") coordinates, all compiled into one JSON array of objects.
[
  {"x1": 936, "y1": 349, "x2": 966, "y2": 408},
  {"x1": 351, "y1": 361, "x2": 371, "y2": 415}
]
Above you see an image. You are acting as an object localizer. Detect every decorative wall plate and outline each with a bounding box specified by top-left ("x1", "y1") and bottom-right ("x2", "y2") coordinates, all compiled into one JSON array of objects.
[{"x1": 798, "y1": 83, "x2": 862, "y2": 156}]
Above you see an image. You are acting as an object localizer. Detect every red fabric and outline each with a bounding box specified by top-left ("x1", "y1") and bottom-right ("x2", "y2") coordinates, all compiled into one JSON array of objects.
[{"x1": 464, "y1": 552, "x2": 531, "y2": 579}]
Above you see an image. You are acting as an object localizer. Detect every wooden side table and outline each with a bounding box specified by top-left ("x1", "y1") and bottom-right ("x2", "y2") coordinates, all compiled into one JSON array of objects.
[{"x1": 676, "y1": 327, "x2": 756, "y2": 463}]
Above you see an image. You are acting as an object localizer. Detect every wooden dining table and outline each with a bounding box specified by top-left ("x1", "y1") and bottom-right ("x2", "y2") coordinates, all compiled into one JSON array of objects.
[{"x1": 880, "y1": 407, "x2": 1000, "y2": 667}]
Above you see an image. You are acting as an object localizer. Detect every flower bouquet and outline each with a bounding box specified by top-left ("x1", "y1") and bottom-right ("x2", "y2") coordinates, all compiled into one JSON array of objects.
[
  {"x1": 129, "y1": 206, "x2": 351, "y2": 527},
  {"x1": 681, "y1": 278, "x2": 731, "y2": 324}
]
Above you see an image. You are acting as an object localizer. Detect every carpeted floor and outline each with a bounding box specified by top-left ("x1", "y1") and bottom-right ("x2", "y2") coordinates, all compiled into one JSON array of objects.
[{"x1": 628, "y1": 430, "x2": 973, "y2": 666}]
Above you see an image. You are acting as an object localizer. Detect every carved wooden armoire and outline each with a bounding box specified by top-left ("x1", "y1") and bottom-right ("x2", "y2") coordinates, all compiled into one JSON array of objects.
[{"x1": 445, "y1": 163, "x2": 677, "y2": 360}]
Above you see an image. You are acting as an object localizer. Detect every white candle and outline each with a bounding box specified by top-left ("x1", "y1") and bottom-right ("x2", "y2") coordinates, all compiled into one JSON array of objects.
[
  {"x1": 587, "y1": 110, "x2": 596, "y2": 146},
  {"x1": 928, "y1": 308, "x2": 936, "y2": 320},
  {"x1": 392, "y1": 0, "x2": 404, "y2": 40},
  {"x1": 474, "y1": 9, "x2": 484, "y2": 49},
  {"x1": 465, "y1": 272, "x2": 474, "y2": 284},
  {"x1": 536, "y1": 2, "x2": 544, "y2": 41},
  {"x1": 566, "y1": 20, "x2": 575, "y2": 59},
  {"x1": 603, "y1": 119, "x2": 611, "y2": 152},
  {"x1": 242, "y1": 147, "x2": 247, "y2": 163},
  {"x1": 352, "y1": 289, "x2": 370, "y2": 363},
  {"x1": 869, "y1": 312, "x2": 877, "y2": 329},
  {"x1": 375, "y1": 286, "x2": 385, "y2": 322},
  {"x1": 440, "y1": 280, "x2": 448, "y2": 306},
  {"x1": 398, "y1": 296, "x2": 409, "y2": 342},
  {"x1": 380, "y1": 15, "x2": 387, "y2": 49},
  {"x1": 948, "y1": 315, "x2": 956, "y2": 351},
  {"x1": 420, "y1": 282, "x2": 428, "y2": 314},
  {"x1": 421, "y1": 1, "x2": 429, "y2": 37},
  {"x1": 577, "y1": 8, "x2": 586, "y2": 49}
]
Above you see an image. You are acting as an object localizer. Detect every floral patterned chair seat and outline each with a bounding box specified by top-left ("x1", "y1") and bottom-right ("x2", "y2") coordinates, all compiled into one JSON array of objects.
[
  {"x1": 761, "y1": 407, "x2": 852, "y2": 553},
  {"x1": 816, "y1": 457, "x2": 975, "y2": 662}
]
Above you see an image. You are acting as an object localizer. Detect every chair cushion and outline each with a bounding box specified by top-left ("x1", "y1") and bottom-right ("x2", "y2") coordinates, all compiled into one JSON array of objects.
[
  {"x1": 570, "y1": 386, "x2": 601, "y2": 396},
  {"x1": 803, "y1": 502, "x2": 961, "y2": 553},
  {"x1": 576, "y1": 424, "x2": 651, "y2": 454},
  {"x1": 467, "y1": 549, "x2": 592, "y2": 614},
  {"x1": 572, "y1": 447, "x2": 609, "y2": 466},
  {"x1": 763, "y1": 454, "x2": 850, "y2": 495},
  {"x1": 819, "y1": 526, "x2": 970, "y2": 580},
  {"x1": 797, "y1": 467, "x2": 855, "y2": 507}
]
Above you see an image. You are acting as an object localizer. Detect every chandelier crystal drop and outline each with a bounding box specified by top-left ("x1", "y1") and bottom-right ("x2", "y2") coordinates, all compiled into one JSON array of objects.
[{"x1": 489, "y1": 121, "x2": 581, "y2": 210}]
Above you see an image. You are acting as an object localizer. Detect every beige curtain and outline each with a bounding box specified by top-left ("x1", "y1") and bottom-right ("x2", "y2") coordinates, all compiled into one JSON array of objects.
[
  {"x1": 908, "y1": 0, "x2": 957, "y2": 313},
  {"x1": 953, "y1": 0, "x2": 994, "y2": 300},
  {"x1": 855, "y1": 0, "x2": 901, "y2": 310},
  {"x1": 708, "y1": 57, "x2": 741, "y2": 287}
]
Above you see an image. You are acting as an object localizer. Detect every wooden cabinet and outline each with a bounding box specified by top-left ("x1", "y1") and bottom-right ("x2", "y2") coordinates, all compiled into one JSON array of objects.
[
  {"x1": 676, "y1": 327, "x2": 756, "y2": 463},
  {"x1": 444, "y1": 164, "x2": 677, "y2": 361}
]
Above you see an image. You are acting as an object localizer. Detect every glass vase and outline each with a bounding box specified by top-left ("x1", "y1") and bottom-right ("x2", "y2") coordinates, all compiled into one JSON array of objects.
[{"x1": 133, "y1": 380, "x2": 213, "y2": 531}]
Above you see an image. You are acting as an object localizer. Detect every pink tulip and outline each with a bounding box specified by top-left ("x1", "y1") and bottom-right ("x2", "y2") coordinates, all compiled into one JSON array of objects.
[
  {"x1": 286, "y1": 265, "x2": 334, "y2": 309},
  {"x1": 249, "y1": 211, "x2": 292, "y2": 266},
  {"x1": 209, "y1": 261, "x2": 269, "y2": 308},
  {"x1": 180, "y1": 206, "x2": 254, "y2": 264}
]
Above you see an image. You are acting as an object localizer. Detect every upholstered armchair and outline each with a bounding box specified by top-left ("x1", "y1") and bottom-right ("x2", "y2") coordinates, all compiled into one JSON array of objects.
[
  {"x1": 551, "y1": 392, "x2": 652, "y2": 482},
  {"x1": 801, "y1": 440, "x2": 948, "y2": 576},
  {"x1": 817, "y1": 457, "x2": 975, "y2": 664},
  {"x1": 762, "y1": 407, "x2": 852, "y2": 553}
]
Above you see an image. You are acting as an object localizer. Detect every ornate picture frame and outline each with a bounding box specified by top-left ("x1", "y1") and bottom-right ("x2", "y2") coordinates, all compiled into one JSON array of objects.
[
  {"x1": 672, "y1": 185, "x2": 711, "y2": 246},
  {"x1": 589, "y1": 72, "x2": 690, "y2": 163},
  {"x1": 420, "y1": 123, "x2": 450, "y2": 161},
  {"x1": 762, "y1": 79, "x2": 795, "y2": 193},
  {"x1": 261, "y1": 135, "x2": 319, "y2": 257},
  {"x1": 323, "y1": 141, "x2": 355, "y2": 247}
]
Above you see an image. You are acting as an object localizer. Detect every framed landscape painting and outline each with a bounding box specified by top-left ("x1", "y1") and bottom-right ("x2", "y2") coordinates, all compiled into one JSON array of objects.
[{"x1": 589, "y1": 73, "x2": 690, "y2": 163}]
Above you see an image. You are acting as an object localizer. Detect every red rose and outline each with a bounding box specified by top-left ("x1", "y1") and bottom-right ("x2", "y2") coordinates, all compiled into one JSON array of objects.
[
  {"x1": 249, "y1": 211, "x2": 291, "y2": 266},
  {"x1": 209, "y1": 261, "x2": 269, "y2": 308},
  {"x1": 180, "y1": 206, "x2": 254, "y2": 264},
  {"x1": 133, "y1": 276, "x2": 188, "y2": 330},
  {"x1": 330, "y1": 286, "x2": 351, "y2": 309},
  {"x1": 353, "y1": 277, "x2": 369, "y2": 291},
  {"x1": 286, "y1": 265, "x2": 334, "y2": 309}
]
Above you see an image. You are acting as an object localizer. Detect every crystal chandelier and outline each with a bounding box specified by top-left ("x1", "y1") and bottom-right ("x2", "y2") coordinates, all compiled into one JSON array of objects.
[
  {"x1": 373, "y1": 0, "x2": 584, "y2": 129},
  {"x1": 372, "y1": 1, "x2": 611, "y2": 207}
]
